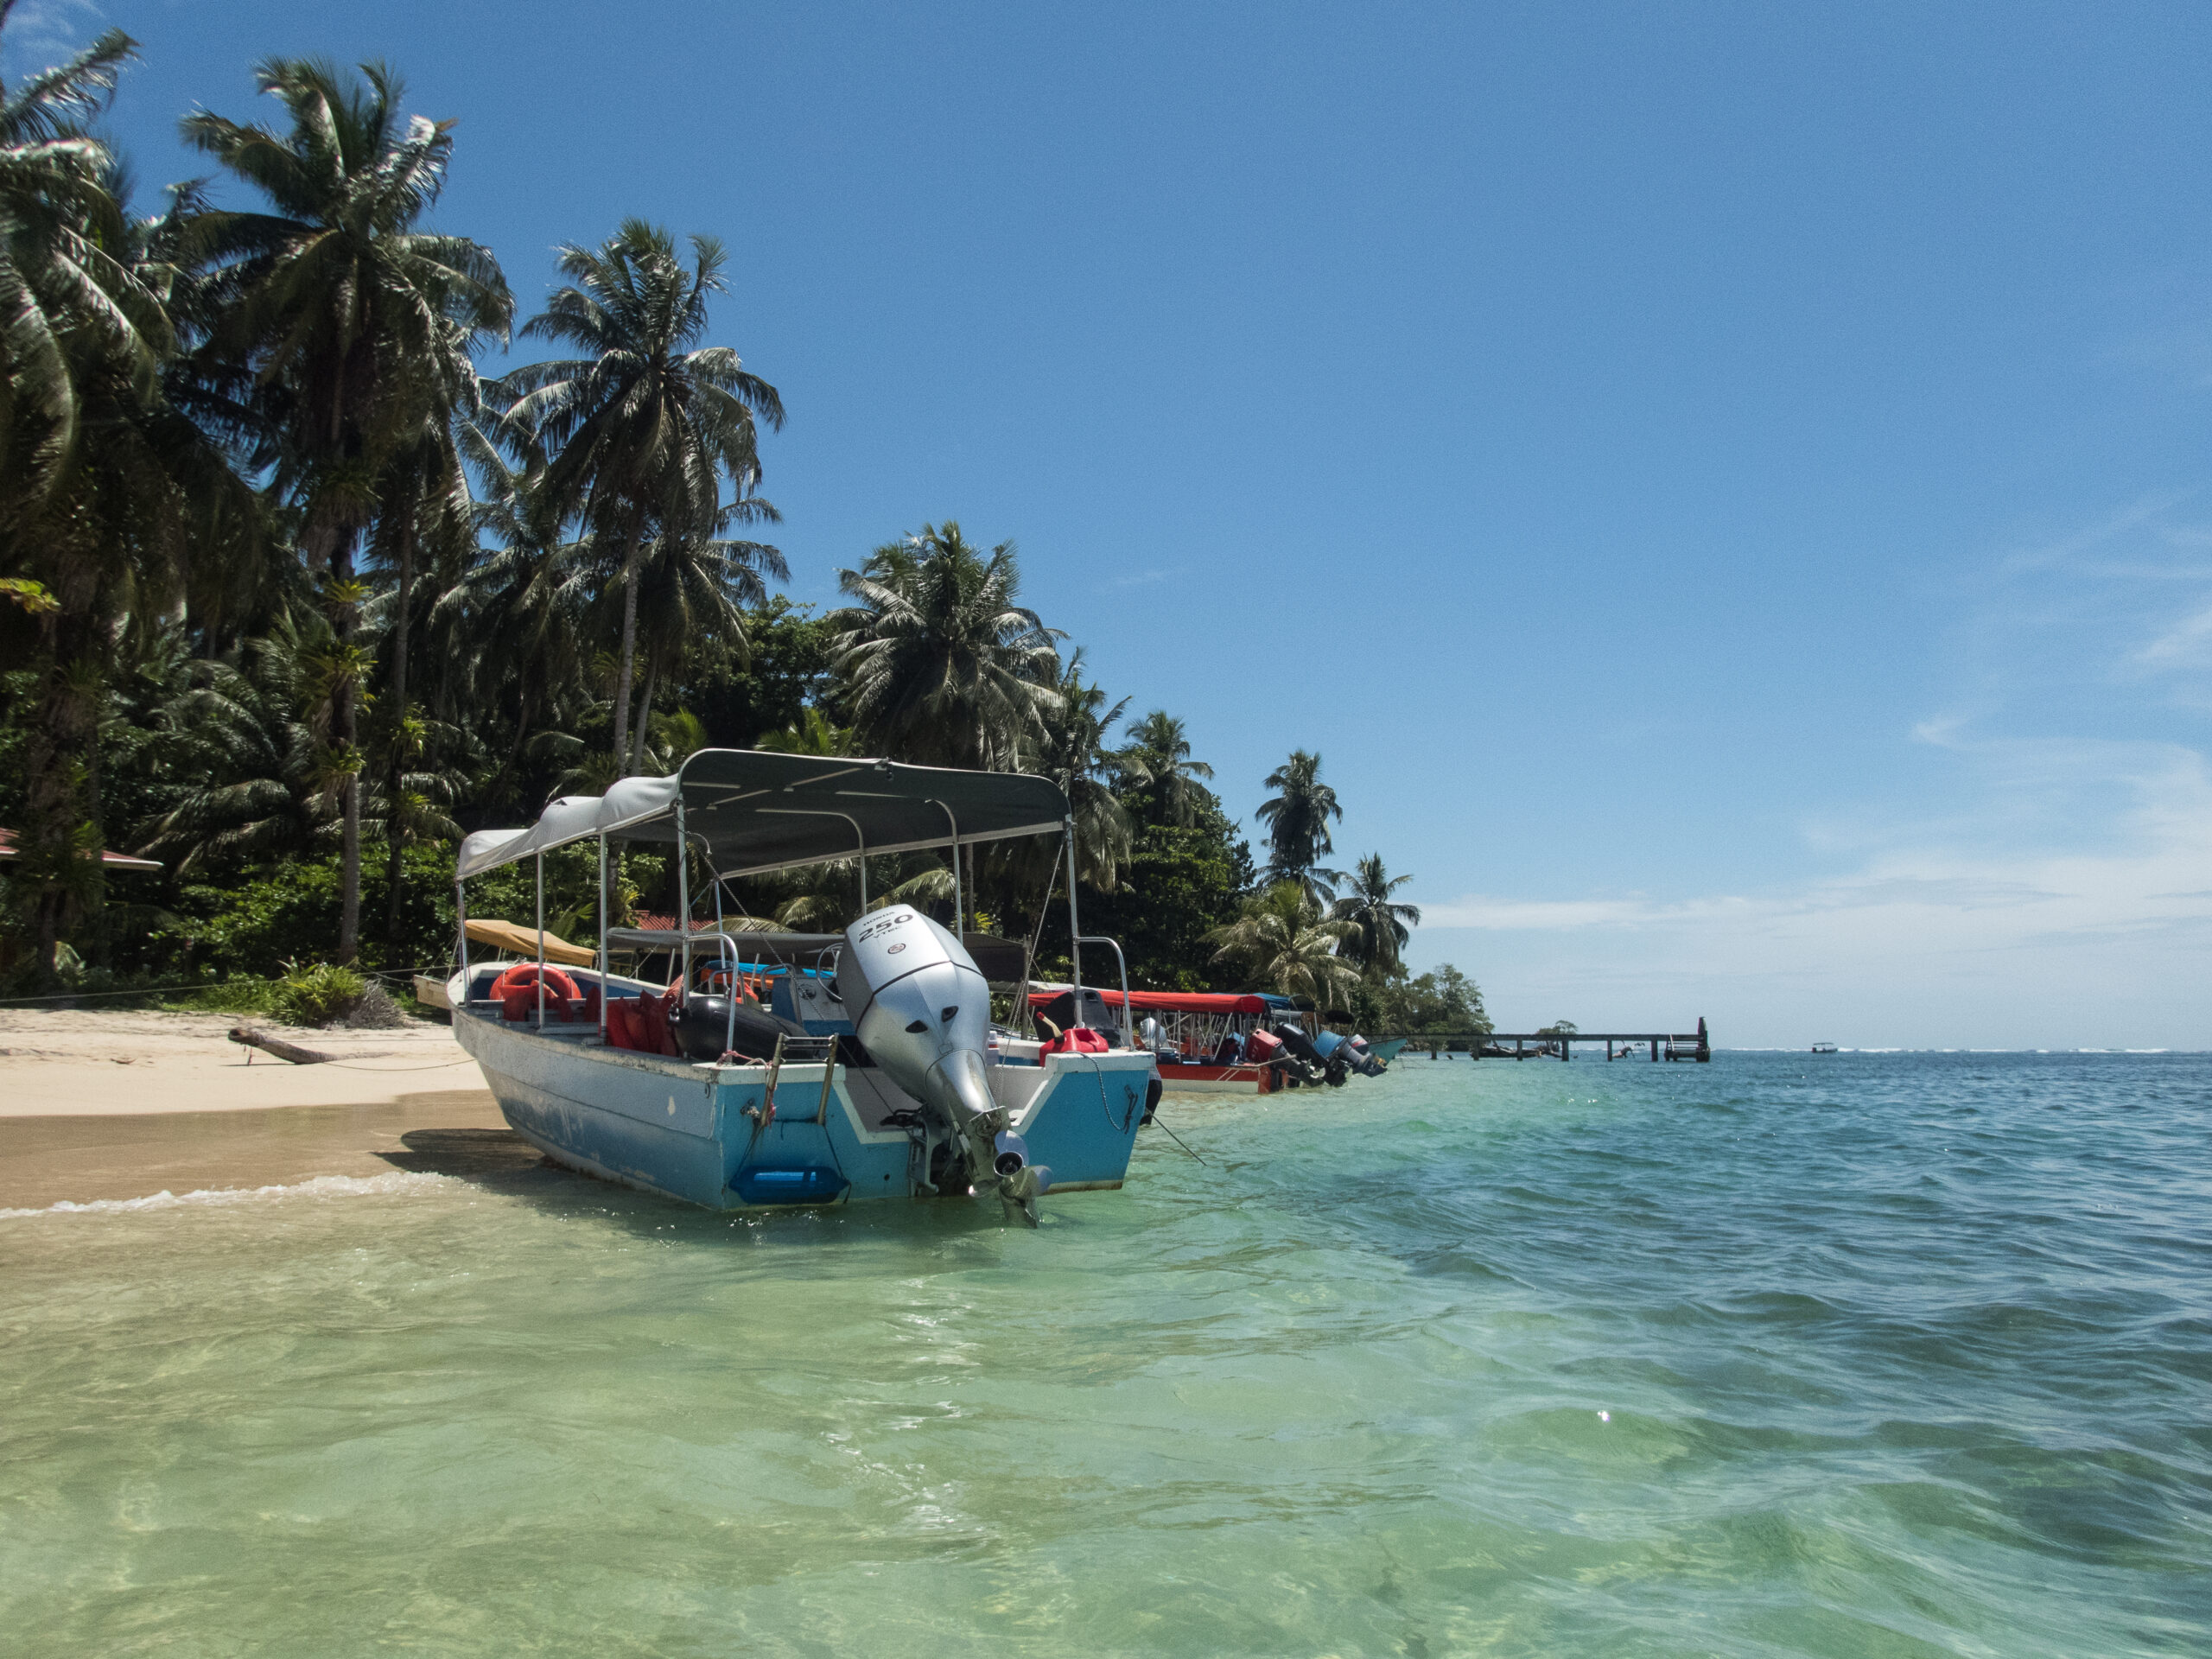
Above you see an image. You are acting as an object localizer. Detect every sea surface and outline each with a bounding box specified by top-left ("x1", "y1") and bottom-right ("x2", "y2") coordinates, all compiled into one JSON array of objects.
[{"x1": 2, "y1": 1052, "x2": 2207, "y2": 1656}]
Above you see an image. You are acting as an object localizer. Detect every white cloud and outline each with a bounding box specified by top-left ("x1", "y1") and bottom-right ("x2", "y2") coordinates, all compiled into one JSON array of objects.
[
  {"x1": 1, "y1": 0, "x2": 104, "y2": 70},
  {"x1": 1408, "y1": 740, "x2": 2212, "y2": 1046},
  {"x1": 2134, "y1": 601, "x2": 2212, "y2": 670},
  {"x1": 1407, "y1": 484, "x2": 2212, "y2": 1058}
]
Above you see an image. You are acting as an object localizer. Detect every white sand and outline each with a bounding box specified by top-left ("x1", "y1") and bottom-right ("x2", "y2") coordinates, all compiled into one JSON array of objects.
[{"x1": 0, "y1": 1008, "x2": 483, "y2": 1117}]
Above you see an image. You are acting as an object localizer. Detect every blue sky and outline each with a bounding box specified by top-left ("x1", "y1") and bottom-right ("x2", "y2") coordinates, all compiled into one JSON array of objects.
[{"x1": 11, "y1": 1, "x2": 2212, "y2": 1046}]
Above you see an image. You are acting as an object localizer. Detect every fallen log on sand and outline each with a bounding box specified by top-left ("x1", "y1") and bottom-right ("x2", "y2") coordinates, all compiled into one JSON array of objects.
[{"x1": 228, "y1": 1025, "x2": 334, "y2": 1065}]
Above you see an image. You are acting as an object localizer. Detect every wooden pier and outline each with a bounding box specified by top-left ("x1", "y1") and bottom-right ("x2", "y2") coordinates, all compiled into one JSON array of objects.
[{"x1": 1382, "y1": 1018, "x2": 1711, "y2": 1063}]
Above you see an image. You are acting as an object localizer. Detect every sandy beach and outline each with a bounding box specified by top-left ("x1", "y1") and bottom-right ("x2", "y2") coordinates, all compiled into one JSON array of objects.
[{"x1": 0, "y1": 1009, "x2": 507, "y2": 1210}]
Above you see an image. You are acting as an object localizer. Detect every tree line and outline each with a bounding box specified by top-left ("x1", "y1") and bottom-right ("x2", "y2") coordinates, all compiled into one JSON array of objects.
[{"x1": 0, "y1": 17, "x2": 1486, "y2": 1036}]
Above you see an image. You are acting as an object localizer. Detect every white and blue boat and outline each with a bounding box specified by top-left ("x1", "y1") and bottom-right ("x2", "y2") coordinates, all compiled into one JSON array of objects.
[{"x1": 445, "y1": 750, "x2": 1160, "y2": 1224}]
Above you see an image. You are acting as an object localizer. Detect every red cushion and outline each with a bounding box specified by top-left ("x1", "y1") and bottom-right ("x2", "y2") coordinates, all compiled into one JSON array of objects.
[{"x1": 606, "y1": 998, "x2": 639, "y2": 1050}]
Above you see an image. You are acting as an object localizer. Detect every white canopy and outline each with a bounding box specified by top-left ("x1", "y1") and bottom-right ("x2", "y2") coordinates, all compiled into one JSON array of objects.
[
  {"x1": 455, "y1": 774, "x2": 683, "y2": 879},
  {"x1": 454, "y1": 753, "x2": 1071, "y2": 882}
]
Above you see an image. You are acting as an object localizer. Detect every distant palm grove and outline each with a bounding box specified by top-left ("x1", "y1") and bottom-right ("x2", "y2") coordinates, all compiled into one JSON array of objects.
[{"x1": 0, "y1": 19, "x2": 1486, "y2": 1037}]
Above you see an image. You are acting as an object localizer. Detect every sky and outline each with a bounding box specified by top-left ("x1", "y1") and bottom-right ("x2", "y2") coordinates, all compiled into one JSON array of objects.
[{"x1": 10, "y1": 0, "x2": 2212, "y2": 1046}]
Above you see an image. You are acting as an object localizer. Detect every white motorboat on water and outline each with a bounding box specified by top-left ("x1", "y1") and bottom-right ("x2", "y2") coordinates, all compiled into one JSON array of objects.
[{"x1": 446, "y1": 749, "x2": 1161, "y2": 1224}]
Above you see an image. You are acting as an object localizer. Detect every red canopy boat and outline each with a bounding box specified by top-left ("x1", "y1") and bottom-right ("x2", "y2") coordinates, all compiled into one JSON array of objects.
[{"x1": 1026, "y1": 986, "x2": 1294, "y2": 1095}]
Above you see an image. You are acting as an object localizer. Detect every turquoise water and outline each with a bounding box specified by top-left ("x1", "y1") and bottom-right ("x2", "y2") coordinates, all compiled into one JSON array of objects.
[{"x1": 3, "y1": 1052, "x2": 2207, "y2": 1656}]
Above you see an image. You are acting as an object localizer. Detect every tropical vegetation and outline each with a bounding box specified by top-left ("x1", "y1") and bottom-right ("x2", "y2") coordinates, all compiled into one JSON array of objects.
[{"x1": 0, "y1": 16, "x2": 1484, "y2": 1033}]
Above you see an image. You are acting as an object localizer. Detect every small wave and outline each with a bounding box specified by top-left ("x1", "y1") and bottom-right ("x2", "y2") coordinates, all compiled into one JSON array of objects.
[{"x1": 0, "y1": 1170, "x2": 455, "y2": 1221}]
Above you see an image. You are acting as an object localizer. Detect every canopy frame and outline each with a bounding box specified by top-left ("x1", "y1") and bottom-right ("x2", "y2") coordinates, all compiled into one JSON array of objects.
[{"x1": 453, "y1": 749, "x2": 1089, "y2": 1039}]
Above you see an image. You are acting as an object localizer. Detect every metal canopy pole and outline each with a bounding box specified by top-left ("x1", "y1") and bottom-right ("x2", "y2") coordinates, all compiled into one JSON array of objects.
[
  {"x1": 535, "y1": 852, "x2": 546, "y2": 1027},
  {"x1": 597, "y1": 834, "x2": 608, "y2": 1040},
  {"x1": 455, "y1": 878, "x2": 468, "y2": 1000},
  {"x1": 933, "y1": 802, "x2": 962, "y2": 938},
  {"x1": 1064, "y1": 821, "x2": 1083, "y2": 1006},
  {"x1": 675, "y1": 798, "x2": 691, "y2": 998}
]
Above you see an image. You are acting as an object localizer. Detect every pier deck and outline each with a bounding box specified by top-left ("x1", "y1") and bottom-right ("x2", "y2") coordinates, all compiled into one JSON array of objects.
[{"x1": 1377, "y1": 1019, "x2": 1712, "y2": 1062}]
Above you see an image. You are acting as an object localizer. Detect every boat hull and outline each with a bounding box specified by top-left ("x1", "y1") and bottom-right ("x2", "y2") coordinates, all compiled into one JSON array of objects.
[
  {"x1": 1156, "y1": 1061, "x2": 1277, "y2": 1096},
  {"x1": 452, "y1": 1007, "x2": 1154, "y2": 1212}
]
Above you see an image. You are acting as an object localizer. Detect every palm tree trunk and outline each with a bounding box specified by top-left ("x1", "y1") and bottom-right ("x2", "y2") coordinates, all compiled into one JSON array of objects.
[
  {"x1": 339, "y1": 717, "x2": 361, "y2": 964},
  {"x1": 610, "y1": 519, "x2": 645, "y2": 779},
  {"x1": 82, "y1": 683, "x2": 107, "y2": 970},
  {"x1": 385, "y1": 514, "x2": 414, "y2": 941},
  {"x1": 627, "y1": 652, "x2": 658, "y2": 773},
  {"x1": 334, "y1": 546, "x2": 360, "y2": 965}
]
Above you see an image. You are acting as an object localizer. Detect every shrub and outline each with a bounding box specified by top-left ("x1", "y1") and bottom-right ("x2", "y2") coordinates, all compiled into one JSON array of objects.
[{"x1": 273, "y1": 961, "x2": 367, "y2": 1027}]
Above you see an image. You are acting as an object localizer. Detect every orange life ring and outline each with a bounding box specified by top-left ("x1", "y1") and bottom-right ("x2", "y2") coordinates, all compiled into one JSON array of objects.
[{"x1": 491, "y1": 962, "x2": 580, "y2": 1002}]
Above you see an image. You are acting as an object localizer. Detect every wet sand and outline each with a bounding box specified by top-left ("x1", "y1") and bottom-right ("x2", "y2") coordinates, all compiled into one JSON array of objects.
[
  {"x1": 0, "y1": 1009, "x2": 509, "y2": 1210},
  {"x1": 0, "y1": 1093, "x2": 518, "y2": 1211}
]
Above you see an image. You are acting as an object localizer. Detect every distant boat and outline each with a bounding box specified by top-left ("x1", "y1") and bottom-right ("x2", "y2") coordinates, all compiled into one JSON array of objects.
[
  {"x1": 1811, "y1": 1041, "x2": 1839, "y2": 1054},
  {"x1": 1034, "y1": 988, "x2": 1393, "y2": 1093}
]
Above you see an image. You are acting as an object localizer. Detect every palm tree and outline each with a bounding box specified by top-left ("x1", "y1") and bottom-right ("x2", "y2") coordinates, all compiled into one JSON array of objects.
[
  {"x1": 138, "y1": 618, "x2": 359, "y2": 874},
  {"x1": 2, "y1": 29, "x2": 272, "y2": 981},
  {"x1": 1031, "y1": 649, "x2": 1134, "y2": 890},
  {"x1": 0, "y1": 10, "x2": 163, "y2": 519},
  {"x1": 605, "y1": 499, "x2": 786, "y2": 772},
  {"x1": 830, "y1": 522, "x2": 1062, "y2": 770},
  {"x1": 430, "y1": 418, "x2": 588, "y2": 775},
  {"x1": 1205, "y1": 880, "x2": 1359, "y2": 1008},
  {"x1": 1330, "y1": 853, "x2": 1421, "y2": 976},
  {"x1": 182, "y1": 56, "x2": 512, "y2": 960},
  {"x1": 499, "y1": 219, "x2": 783, "y2": 776},
  {"x1": 1120, "y1": 709, "x2": 1215, "y2": 827},
  {"x1": 756, "y1": 706, "x2": 851, "y2": 756},
  {"x1": 1255, "y1": 748, "x2": 1343, "y2": 906},
  {"x1": 366, "y1": 402, "x2": 474, "y2": 938}
]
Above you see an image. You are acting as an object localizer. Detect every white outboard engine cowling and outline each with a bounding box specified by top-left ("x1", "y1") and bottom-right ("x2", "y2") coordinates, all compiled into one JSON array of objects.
[{"x1": 836, "y1": 905, "x2": 1050, "y2": 1222}]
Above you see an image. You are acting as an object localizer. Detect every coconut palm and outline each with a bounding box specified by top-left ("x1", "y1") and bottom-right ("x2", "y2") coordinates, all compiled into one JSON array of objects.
[
  {"x1": 1031, "y1": 649, "x2": 1134, "y2": 890},
  {"x1": 1330, "y1": 853, "x2": 1421, "y2": 976},
  {"x1": 429, "y1": 418, "x2": 588, "y2": 764},
  {"x1": 605, "y1": 499, "x2": 786, "y2": 772},
  {"x1": 0, "y1": 9, "x2": 165, "y2": 518},
  {"x1": 137, "y1": 618, "x2": 359, "y2": 873},
  {"x1": 1255, "y1": 748, "x2": 1343, "y2": 907},
  {"x1": 182, "y1": 55, "x2": 512, "y2": 960},
  {"x1": 499, "y1": 219, "x2": 783, "y2": 776},
  {"x1": 1205, "y1": 880, "x2": 1359, "y2": 1008},
  {"x1": 1120, "y1": 709, "x2": 1216, "y2": 827},
  {"x1": 830, "y1": 522, "x2": 1061, "y2": 770},
  {"x1": 757, "y1": 706, "x2": 853, "y2": 756}
]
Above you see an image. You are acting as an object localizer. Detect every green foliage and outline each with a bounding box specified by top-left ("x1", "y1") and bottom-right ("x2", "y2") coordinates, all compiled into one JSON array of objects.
[
  {"x1": 686, "y1": 597, "x2": 837, "y2": 748},
  {"x1": 1075, "y1": 812, "x2": 1252, "y2": 990},
  {"x1": 161, "y1": 978, "x2": 282, "y2": 1015},
  {"x1": 152, "y1": 842, "x2": 464, "y2": 977},
  {"x1": 830, "y1": 523, "x2": 1059, "y2": 770},
  {"x1": 1205, "y1": 880, "x2": 1360, "y2": 1010},
  {"x1": 273, "y1": 961, "x2": 368, "y2": 1027},
  {"x1": 1362, "y1": 965, "x2": 1490, "y2": 1035}
]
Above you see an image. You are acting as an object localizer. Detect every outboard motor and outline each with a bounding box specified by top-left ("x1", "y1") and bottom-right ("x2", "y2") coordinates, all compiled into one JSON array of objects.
[
  {"x1": 836, "y1": 905, "x2": 1052, "y2": 1224},
  {"x1": 1269, "y1": 1020, "x2": 1332, "y2": 1085}
]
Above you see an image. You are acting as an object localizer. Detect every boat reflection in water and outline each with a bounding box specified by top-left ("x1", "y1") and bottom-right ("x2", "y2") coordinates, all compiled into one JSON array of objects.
[{"x1": 445, "y1": 750, "x2": 1158, "y2": 1224}]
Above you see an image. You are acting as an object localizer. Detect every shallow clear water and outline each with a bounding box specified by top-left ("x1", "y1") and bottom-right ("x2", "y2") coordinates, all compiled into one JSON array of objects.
[{"x1": 3, "y1": 1052, "x2": 2208, "y2": 1656}]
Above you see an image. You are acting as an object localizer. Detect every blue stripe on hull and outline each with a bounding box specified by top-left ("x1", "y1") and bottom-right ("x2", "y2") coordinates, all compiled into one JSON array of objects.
[{"x1": 453, "y1": 1013, "x2": 1150, "y2": 1213}]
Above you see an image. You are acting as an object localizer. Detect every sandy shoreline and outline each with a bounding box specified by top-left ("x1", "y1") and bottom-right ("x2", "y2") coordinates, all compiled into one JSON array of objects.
[
  {"x1": 0, "y1": 1007, "x2": 483, "y2": 1116},
  {"x1": 0, "y1": 1009, "x2": 509, "y2": 1210}
]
